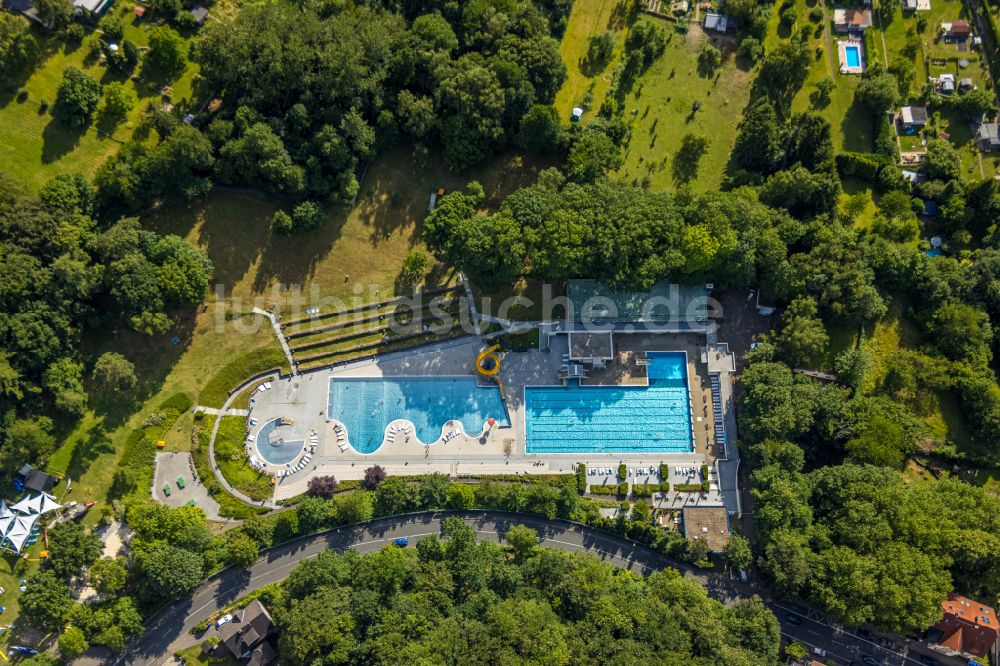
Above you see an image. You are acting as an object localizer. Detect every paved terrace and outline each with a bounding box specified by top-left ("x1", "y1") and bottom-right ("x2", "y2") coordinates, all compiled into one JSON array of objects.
[{"x1": 242, "y1": 335, "x2": 720, "y2": 502}]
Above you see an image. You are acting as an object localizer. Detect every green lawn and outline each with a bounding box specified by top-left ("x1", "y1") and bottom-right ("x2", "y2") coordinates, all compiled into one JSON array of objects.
[
  {"x1": 775, "y1": 2, "x2": 873, "y2": 151},
  {"x1": 0, "y1": 17, "x2": 200, "y2": 192},
  {"x1": 215, "y1": 416, "x2": 273, "y2": 501},
  {"x1": 552, "y1": 0, "x2": 632, "y2": 119},
  {"x1": 614, "y1": 20, "x2": 754, "y2": 191}
]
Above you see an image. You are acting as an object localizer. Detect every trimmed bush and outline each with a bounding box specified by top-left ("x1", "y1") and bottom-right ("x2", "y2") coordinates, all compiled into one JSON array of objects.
[
  {"x1": 618, "y1": 482, "x2": 628, "y2": 497},
  {"x1": 659, "y1": 463, "x2": 668, "y2": 479},
  {"x1": 700, "y1": 464, "x2": 709, "y2": 480},
  {"x1": 576, "y1": 464, "x2": 587, "y2": 494},
  {"x1": 675, "y1": 483, "x2": 705, "y2": 492},
  {"x1": 618, "y1": 463, "x2": 627, "y2": 481}
]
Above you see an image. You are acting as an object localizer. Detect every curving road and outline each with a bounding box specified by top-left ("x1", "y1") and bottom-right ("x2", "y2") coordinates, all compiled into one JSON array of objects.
[{"x1": 113, "y1": 511, "x2": 963, "y2": 666}]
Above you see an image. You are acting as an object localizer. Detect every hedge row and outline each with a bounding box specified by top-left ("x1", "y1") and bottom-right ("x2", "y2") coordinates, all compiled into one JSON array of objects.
[
  {"x1": 631, "y1": 482, "x2": 670, "y2": 497},
  {"x1": 674, "y1": 482, "x2": 710, "y2": 493},
  {"x1": 577, "y1": 464, "x2": 587, "y2": 493}
]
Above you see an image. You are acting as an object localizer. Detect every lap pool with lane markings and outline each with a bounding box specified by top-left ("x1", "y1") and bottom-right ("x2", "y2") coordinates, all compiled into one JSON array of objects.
[{"x1": 525, "y1": 351, "x2": 694, "y2": 454}]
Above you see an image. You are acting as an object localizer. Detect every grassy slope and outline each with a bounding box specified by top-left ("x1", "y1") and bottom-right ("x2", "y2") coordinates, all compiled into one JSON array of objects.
[
  {"x1": 142, "y1": 144, "x2": 552, "y2": 318},
  {"x1": 553, "y1": 0, "x2": 631, "y2": 118},
  {"x1": 0, "y1": 10, "x2": 200, "y2": 192},
  {"x1": 615, "y1": 22, "x2": 753, "y2": 191}
]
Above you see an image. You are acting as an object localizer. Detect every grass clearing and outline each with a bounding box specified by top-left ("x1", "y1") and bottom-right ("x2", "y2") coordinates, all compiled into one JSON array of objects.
[
  {"x1": 553, "y1": 0, "x2": 632, "y2": 118},
  {"x1": 0, "y1": 18, "x2": 200, "y2": 192},
  {"x1": 215, "y1": 416, "x2": 273, "y2": 501},
  {"x1": 142, "y1": 144, "x2": 552, "y2": 318},
  {"x1": 614, "y1": 22, "x2": 754, "y2": 191},
  {"x1": 778, "y1": 3, "x2": 873, "y2": 152}
]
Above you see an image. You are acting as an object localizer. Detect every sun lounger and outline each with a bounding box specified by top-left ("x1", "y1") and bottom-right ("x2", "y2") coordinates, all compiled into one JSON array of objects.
[{"x1": 339, "y1": 443, "x2": 349, "y2": 451}]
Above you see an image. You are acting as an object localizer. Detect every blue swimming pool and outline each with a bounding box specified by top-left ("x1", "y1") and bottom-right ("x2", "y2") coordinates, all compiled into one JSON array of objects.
[
  {"x1": 255, "y1": 419, "x2": 304, "y2": 465},
  {"x1": 328, "y1": 377, "x2": 511, "y2": 453},
  {"x1": 845, "y1": 45, "x2": 861, "y2": 68},
  {"x1": 525, "y1": 351, "x2": 693, "y2": 454}
]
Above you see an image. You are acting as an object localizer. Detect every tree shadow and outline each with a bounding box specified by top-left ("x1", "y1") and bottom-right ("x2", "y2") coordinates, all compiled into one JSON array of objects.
[
  {"x1": 841, "y1": 97, "x2": 875, "y2": 152},
  {"x1": 41, "y1": 117, "x2": 87, "y2": 164},
  {"x1": 608, "y1": 0, "x2": 638, "y2": 30},
  {"x1": 672, "y1": 135, "x2": 710, "y2": 185}
]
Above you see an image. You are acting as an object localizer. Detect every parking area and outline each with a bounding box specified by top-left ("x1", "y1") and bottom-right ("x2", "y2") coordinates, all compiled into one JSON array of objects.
[{"x1": 153, "y1": 452, "x2": 223, "y2": 521}]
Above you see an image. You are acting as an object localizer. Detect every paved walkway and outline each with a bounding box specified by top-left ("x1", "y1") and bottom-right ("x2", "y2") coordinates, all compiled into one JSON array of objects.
[
  {"x1": 194, "y1": 406, "x2": 248, "y2": 417},
  {"x1": 252, "y1": 307, "x2": 297, "y2": 374},
  {"x1": 208, "y1": 371, "x2": 282, "y2": 509}
]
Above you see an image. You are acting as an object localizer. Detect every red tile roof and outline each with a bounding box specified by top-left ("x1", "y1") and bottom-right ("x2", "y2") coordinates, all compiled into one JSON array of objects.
[{"x1": 932, "y1": 593, "x2": 999, "y2": 658}]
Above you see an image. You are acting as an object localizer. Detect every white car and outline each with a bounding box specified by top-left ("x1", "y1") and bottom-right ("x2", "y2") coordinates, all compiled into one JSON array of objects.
[{"x1": 215, "y1": 614, "x2": 233, "y2": 628}]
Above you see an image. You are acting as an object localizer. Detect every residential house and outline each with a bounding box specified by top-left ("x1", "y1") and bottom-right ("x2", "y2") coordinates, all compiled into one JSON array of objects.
[
  {"x1": 903, "y1": 0, "x2": 931, "y2": 10},
  {"x1": 215, "y1": 600, "x2": 276, "y2": 665},
  {"x1": 942, "y1": 20, "x2": 972, "y2": 41},
  {"x1": 978, "y1": 122, "x2": 1000, "y2": 150},
  {"x1": 959, "y1": 77, "x2": 975, "y2": 92},
  {"x1": 72, "y1": 0, "x2": 110, "y2": 15},
  {"x1": 900, "y1": 106, "x2": 928, "y2": 129},
  {"x1": 939, "y1": 73, "x2": 956, "y2": 94},
  {"x1": 926, "y1": 593, "x2": 999, "y2": 660},
  {"x1": 190, "y1": 4, "x2": 208, "y2": 24},
  {"x1": 833, "y1": 8, "x2": 873, "y2": 33},
  {"x1": 703, "y1": 12, "x2": 730, "y2": 31}
]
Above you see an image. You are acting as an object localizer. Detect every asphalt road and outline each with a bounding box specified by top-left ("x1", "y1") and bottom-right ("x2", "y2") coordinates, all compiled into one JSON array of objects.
[{"x1": 109, "y1": 511, "x2": 964, "y2": 666}]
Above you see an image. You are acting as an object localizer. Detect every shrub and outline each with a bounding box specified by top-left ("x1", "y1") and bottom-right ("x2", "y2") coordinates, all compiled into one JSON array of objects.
[
  {"x1": 307, "y1": 475, "x2": 338, "y2": 499},
  {"x1": 271, "y1": 210, "x2": 293, "y2": 235},
  {"x1": 363, "y1": 465, "x2": 387, "y2": 490},
  {"x1": 675, "y1": 483, "x2": 704, "y2": 492},
  {"x1": 589, "y1": 485, "x2": 618, "y2": 495},
  {"x1": 160, "y1": 392, "x2": 193, "y2": 412},
  {"x1": 618, "y1": 463, "x2": 627, "y2": 481},
  {"x1": 780, "y1": 6, "x2": 797, "y2": 26},
  {"x1": 576, "y1": 464, "x2": 587, "y2": 493},
  {"x1": 659, "y1": 463, "x2": 668, "y2": 479},
  {"x1": 808, "y1": 6, "x2": 823, "y2": 21},
  {"x1": 291, "y1": 201, "x2": 325, "y2": 232},
  {"x1": 700, "y1": 464, "x2": 709, "y2": 480},
  {"x1": 65, "y1": 23, "x2": 86, "y2": 44},
  {"x1": 618, "y1": 482, "x2": 628, "y2": 497},
  {"x1": 99, "y1": 14, "x2": 124, "y2": 41}
]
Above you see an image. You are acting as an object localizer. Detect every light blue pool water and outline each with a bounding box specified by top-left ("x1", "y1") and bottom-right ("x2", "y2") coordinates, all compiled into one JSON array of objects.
[
  {"x1": 328, "y1": 377, "x2": 511, "y2": 453},
  {"x1": 845, "y1": 45, "x2": 861, "y2": 68},
  {"x1": 926, "y1": 248, "x2": 943, "y2": 257},
  {"x1": 525, "y1": 351, "x2": 693, "y2": 454},
  {"x1": 255, "y1": 419, "x2": 304, "y2": 465}
]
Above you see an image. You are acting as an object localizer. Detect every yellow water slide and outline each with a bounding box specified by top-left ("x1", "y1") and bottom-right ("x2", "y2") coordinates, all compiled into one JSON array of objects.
[{"x1": 476, "y1": 344, "x2": 504, "y2": 397}]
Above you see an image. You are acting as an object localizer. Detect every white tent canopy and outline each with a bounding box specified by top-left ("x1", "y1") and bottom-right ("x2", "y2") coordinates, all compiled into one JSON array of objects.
[
  {"x1": 0, "y1": 500, "x2": 13, "y2": 520},
  {"x1": 10, "y1": 492, "x2": 61, "y2": 516},
  {"x1": 37, "y1": 493, "x2": 61, "y2": 514},
  {"x1": 0, "y1": 513, "x2": 38, "y2": 553}
]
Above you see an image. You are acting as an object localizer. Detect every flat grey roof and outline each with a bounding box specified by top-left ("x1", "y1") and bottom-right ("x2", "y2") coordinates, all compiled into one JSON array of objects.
[
  {"x1": 568, "y1": 331, "x2": 614, "y2": 361},
  {"x1": 567, "y1": 280, "x2": 709, "y2": 324}
]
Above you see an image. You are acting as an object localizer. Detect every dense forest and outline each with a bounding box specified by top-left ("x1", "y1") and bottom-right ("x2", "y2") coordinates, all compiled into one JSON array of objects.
[
  {"x1": 257, "y1": 517, "x2": 780, "y2": 665},
  {"x1": 94, "y1": 0, "x2": 573, "y2": 221},
  {"x1": 0, "y1": 174, "x2": 213, "y2": 484}
]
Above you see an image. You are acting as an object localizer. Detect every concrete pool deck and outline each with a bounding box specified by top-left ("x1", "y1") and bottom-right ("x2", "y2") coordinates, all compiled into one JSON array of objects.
[
  {"x1": 241, "y1": 334, "x2": 722, "y2": 501},
  {"x1": 838, "y1": 39, "x2": 866, "y2": 75}
]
